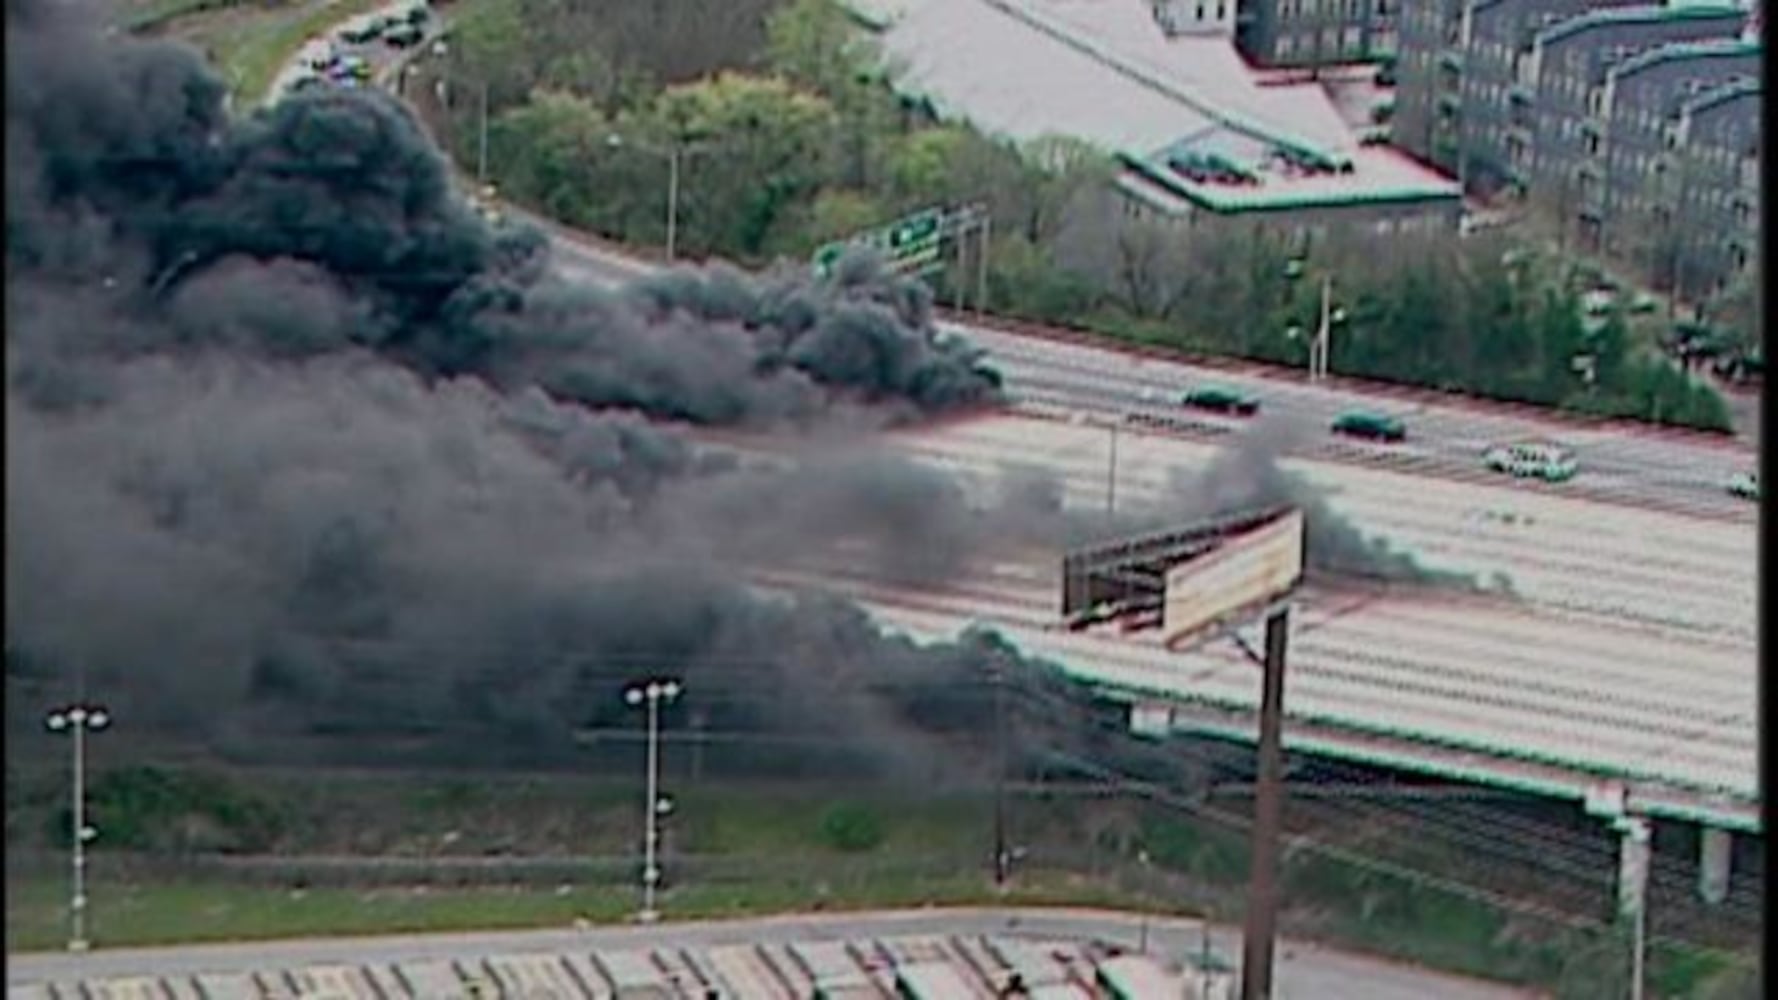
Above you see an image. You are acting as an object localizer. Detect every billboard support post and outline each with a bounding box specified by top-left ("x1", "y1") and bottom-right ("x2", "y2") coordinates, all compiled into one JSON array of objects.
[{"x1": 1240, "y1": 605, "x2": 1290, "y2": 1000}]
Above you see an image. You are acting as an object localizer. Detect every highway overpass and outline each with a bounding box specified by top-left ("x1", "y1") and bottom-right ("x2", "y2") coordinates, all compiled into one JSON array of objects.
[
  {"x1": 534, "y1": 218, "x2": 1760, "y2": 840},
  {"x1": 747, "y1": 409, "x2": 1755, "y2": 834}
]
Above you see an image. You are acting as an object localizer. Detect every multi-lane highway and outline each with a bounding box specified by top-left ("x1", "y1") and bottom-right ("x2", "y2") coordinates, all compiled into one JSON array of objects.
[
  {"x1": 535, "y1": 227, "x2": 1760, "y2": 523},
  {"x1": 276, "y1": 1, "x2": 1759, "y2": 527},
  {"x1": 750, "y1": 410, "x2": 1758, "y2": 830},
  {"x1": 261, "y1": 1, "x2": 1760, "y2": 830}
]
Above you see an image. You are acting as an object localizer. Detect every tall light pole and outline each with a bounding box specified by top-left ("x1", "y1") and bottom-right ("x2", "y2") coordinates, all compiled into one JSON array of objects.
[
  {"x1": 45, "y1": 704, "x2": 110, "y2": 953},
  {"x1": 624, "y1": 679, "x2": 682, "y2": 923},
  {"x1": 1067, "y1": 412, "x2": 1121, "y2": 519},
  {"x1": 1106, "y1": 418, "x2": 1120, "y2": 519},
  {"x1": 1285, "y1": 260, "x2": 1345, "y2": 382},
  {"x1": 605, "y1": 135, "x2": 721, "y2": 262},
  {"x1": 477, "y1": 79, "x2": 490, "y2": 188},
  {"x1": 991, "y1": 659, "x2": 1010, "y2": 888}
]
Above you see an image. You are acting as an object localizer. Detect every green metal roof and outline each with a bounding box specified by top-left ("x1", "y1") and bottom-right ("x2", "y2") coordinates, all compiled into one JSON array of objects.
[
  {"x1": 1681, "y1": 75, "x2": 1763, "y2": 113},
  {"x1": 1610, "y1": 36, "x2": 1760, "y2": 76},
  {"x1": 1119, "y1": 153, "x2": 1460, "y2": 215},
  {"x1": 1537, "y1": 2, "x2": 1744, "y2": 45}
]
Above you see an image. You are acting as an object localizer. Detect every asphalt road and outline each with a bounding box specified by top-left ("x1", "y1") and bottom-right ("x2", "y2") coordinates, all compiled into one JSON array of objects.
[
  {"x1": 530, "y1": 230, "x2": 1757, "y2": 523},
  {"x1": 268, "y1": 5, "x2": 1758, "y2": 527},
  {"x1": 6, "y1": 908, "x2": 1538, "y2": 1000}
]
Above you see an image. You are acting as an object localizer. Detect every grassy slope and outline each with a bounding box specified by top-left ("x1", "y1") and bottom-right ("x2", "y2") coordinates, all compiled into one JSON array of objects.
[{"x1": 145, "y1": 0, "x2": 387, "y2": 104}]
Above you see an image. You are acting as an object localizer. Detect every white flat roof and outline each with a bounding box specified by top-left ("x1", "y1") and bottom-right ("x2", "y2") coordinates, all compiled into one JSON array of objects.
[{"x1": 845, "y1": 0, "x2": 1459, "y2": 212}]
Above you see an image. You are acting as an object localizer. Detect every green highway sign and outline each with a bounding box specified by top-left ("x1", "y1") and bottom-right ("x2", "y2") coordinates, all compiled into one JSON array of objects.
[
  {"x1": 811, "y1": 204, "x2": 985, "y2": 279},
  {"x1": 812, "y1": 241, "x2": 846, "y2": 277}
]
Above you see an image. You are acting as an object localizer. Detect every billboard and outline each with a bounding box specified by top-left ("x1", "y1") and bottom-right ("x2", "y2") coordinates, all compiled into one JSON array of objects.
[
  {"x1": 1161, "y1": 508, "x2": 1304, "y2": 649},
  {"x1": 1060, "y1": 504, "x2": 1293, "y2": 624}
]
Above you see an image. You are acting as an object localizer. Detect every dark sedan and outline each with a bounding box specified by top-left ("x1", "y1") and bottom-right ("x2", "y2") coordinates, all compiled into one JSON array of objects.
[{"x1": 1181, "y1": 384, "x2": 1260, "y2": 416}]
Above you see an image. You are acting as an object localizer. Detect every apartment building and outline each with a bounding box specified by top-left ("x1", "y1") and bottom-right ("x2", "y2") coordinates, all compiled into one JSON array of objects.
[
  {"x1": 1392, "y1": 0, "x2": 1467, "y2": 163},
  {"x1": 1230, "y1": 0, "x2": 1400, "y2": 65},
  {"x1": 1518, "y1": 3, "x2": 1747, "y2": 247},
  {"x1": 1393, "y1": 0, "x2": 1757, "y2": 292},
  {"x1": 1662, "y1": 79, "x2": 1760, "y2": 297},
  {"x1": 1596, "y1": 39, "x2": 1760, "y2": 256}
]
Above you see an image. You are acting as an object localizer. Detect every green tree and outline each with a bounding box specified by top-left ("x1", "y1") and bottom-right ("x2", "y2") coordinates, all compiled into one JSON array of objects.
[
  {"x1": 1705, "y1": 270, "x2": 1762, "y2": 356},
  {"x1": 766, "y1": 0, "x2": 900, "y2": 188},
  {"x1": 886, "y1": 128, "x2": 968, "y2": 202},
  {"x1": 447, "y1": 0, "x2": 535, "y2": 108},
  {"x1": 793, "y1": 188, "x2": 889, "y2": 246},
  {"x1": 989, "y1": 232, "x2": 1100, "y2": 322},
  {"x1": 1017, "y1": 136, "x2": 1115, "y2": 245},
  {"x1": 486, "y1": 90, "x2": 612, "y2": 228},
  {"x1": 631, "y1": 73, "x2": 838, "y2": 257}
]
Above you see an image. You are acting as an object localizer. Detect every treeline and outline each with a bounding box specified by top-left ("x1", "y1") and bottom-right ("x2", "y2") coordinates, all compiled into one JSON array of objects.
[{"x1": 425, "y1": 0, "x2": 1732, "y2": 432}]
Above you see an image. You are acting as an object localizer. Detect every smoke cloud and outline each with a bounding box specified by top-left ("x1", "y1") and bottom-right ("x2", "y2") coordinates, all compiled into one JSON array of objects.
[
  {"x1": 4, "y1": 0, "x2": 1473, "y2": 784},
  {"x1": 0, "y1": 0, "x2": 1035, "y2": 778},
  {"x1": 1153, "y1": 417, "x2": 1485, "y2": 587}
]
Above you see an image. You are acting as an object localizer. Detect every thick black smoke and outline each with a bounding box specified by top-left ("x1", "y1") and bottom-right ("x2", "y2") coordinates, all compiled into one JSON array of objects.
[
  {"x1": 4, "y1": 0, "x2": 1000, "y2": 423},
  {"x1": 2, "y1": 0, "x2": 1467, "y2": 787},
  {"x1": 2, "y1": 0, "x2": 1026, "y2": 778}
]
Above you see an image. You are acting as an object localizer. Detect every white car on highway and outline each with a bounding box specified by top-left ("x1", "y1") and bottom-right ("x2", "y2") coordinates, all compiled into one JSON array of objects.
[
  {"x1": 1726, "y1": 470, "x2": 1759, "y2": 500},
  {"x1": 1483, "y1": 441, "x2": 1578, "y2": 483}
]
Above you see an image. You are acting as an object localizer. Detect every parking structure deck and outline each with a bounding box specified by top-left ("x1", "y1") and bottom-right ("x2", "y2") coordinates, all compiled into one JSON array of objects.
[{"x1": 8, "y1": 936, "x2": 1140, "y2": 1000}]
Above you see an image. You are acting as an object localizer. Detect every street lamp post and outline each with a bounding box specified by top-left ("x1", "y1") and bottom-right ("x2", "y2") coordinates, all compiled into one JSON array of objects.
[
  {"x1": 624, "y1": 680, "x2": 682, "y2": 923},
  {"x1": 45, "y1": 704, "x2": 110, "y2": 953},
  {"x1": 606, "y1": 135, "x2": 720, "y2": 263},
  {"x1": 1106, "y1": 418, "x2": 1119, "y2": 519},
  {"x1": 1067, "y1": 411, "x2": 1122, "y2": 519},
  {"x1": 1285, "y1": 261, "x2": 1345, "y2": 382}
]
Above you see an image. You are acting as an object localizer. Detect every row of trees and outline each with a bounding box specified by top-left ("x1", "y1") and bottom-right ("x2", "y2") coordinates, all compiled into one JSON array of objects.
[{"x1": 423, "y1": 0, "x2": 1734, "y2": 431}]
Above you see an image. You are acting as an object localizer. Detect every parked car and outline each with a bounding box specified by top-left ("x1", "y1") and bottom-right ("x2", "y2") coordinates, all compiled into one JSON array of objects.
[
  {"x1": 1727, "y1": 471, "x2": 1759, "y2": 500},
  {"x1": 1484, "y1": 441, "x2": 1578, "y2": 483},
  {"x1": 1330, "y1": 409, "x2": 1406, "y2": 442},
  {"x1": 338, "y1": 20, "x2": 384, "y2": 44},
  {"x1": 1180, "y1": 384, "x2": 1260, "y2": 417},
  {"x1": 384, "y1": 22, "x2": 423, "y2": 47}
]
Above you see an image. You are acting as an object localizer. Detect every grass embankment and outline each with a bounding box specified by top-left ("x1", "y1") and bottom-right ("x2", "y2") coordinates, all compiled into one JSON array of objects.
[
  {"x1": 145, "y1": 0, "x2": 388, "y2": 104},
  {"x1": 3, "y1": 871, "x2": 1150, "y2": 953},
  {"x1": 3, "y1": 766, "x2": 1757, "y2": 996}
]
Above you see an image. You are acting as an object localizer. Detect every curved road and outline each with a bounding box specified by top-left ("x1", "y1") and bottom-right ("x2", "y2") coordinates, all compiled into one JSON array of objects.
[
  {"x1": 272, "y1": 6, "x2": 1758, "y2": 526},
  {"x1": 6, "y1": 907, "x2": 1538, "y2": 999},
  {"x1": 539, "y1": 222, "x2": 1757, "y2": 522}
]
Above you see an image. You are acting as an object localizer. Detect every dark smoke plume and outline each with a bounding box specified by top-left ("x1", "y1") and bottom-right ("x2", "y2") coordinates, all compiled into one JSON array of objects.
[
  {"x1": 5, "y1": 0, "x2": 1000, "y2": 425},
  {"x1": 2, "y1": 0, "x2": 1024, "y2": 776},
  {"x1": 1153, "y1": 417, "x2": 1491, "y2": 588},
  {"x1": 3, "y1": 0, "x2": 1471, "y2": 788}
]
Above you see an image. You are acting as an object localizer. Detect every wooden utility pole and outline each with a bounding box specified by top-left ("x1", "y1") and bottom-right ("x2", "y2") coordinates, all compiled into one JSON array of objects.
[{"x1": 1240, "y1": 605, "x2": 1291, "y2": 1000}]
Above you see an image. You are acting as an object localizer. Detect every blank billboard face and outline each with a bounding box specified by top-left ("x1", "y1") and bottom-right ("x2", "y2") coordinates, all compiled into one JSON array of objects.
[{"x1": 1161, "y1": 509, "x2": 1304, "y2": 648}]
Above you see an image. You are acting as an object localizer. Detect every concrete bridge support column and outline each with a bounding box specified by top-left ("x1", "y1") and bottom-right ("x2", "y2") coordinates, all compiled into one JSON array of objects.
[
  {"x1": 1613, "y1": 815, "x2": 1652, "y2": 1000},
  {"x1": 1697, "y1": 826, "x2": 1732, "y2": 905}
]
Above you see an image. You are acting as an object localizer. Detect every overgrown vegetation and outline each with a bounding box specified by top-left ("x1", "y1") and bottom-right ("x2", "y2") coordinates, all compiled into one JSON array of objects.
[
  {"x1": 420, "y1": 0, "x2": 1735, "y2": 432},
  {"x1": 4, "y1": 765, "x2": 1759, "y2": 996},
  {"x1": 140, "y1": 0, "x2": 388, "y2": 104}
]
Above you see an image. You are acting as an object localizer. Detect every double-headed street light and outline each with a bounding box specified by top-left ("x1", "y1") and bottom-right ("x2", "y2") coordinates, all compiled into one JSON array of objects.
[
  {"x1": 624, "y1": 679, "x2": 682, "y2": 923},
  {"x1": 45, "y1": 704, "x2": 110, "y2": 953},
  {"x1": 1284, "y1": 259, "x2": 1346, "y2": 383}
]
